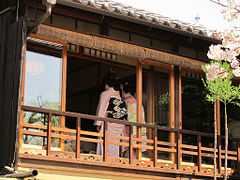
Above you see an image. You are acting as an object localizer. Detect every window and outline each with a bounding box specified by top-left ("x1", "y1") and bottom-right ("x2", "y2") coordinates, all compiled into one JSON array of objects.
[{"x1": 24, "y1": 50, "x2": 62, "y2": 110}]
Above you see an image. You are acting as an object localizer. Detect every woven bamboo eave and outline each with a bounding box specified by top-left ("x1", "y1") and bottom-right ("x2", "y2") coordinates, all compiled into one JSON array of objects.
[{"x1": 36, "y1": 24, "x2": 205, "y2": 70}]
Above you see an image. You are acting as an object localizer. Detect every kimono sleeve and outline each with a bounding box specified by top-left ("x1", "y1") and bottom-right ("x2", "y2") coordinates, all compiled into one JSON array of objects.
[{"x1": 95, "y1": 91, "x2": 109, "y2": 126}]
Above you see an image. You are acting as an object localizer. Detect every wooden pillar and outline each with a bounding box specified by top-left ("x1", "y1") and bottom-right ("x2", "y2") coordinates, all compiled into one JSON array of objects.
[
  {"x1": 146, "y1": 68, "x2": 155, "y2": 125},
  {"x1": 18, "y1": 43, "x2": 27, "y2": 152},
  {"x1": 60, "y1": 45, "x2": 67, "y2": 150},
  {"x1": 169, "y1": 65, "x2": 175, "y2": 162},
  {"x1": 136, "y1": 61, "x2": 143, "y2": 123},
  {"x1": 175, "y1": 66, "x2": 182, "y2": 168},
  {"x1": 136, "y1": 61, "x2": 143, "y2": 160}
]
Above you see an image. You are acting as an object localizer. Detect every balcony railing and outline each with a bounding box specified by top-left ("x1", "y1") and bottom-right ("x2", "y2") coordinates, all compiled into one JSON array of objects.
[{"x1": 18, "y1": 105, "x2": 240, "y2": 177}]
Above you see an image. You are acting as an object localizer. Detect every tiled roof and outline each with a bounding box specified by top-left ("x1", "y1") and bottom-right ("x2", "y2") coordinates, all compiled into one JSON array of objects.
[{"x1": 58, "y1": 0, "x2": 216, "y2": 40}]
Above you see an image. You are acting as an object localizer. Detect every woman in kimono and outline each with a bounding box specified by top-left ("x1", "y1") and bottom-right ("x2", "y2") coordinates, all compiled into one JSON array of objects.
[
  {"x1": 95, "y1": 76, "x2": 127, "y2": 158},
  {"x1": 122, "y1": 81, "x2": 146, "y2": 158}
]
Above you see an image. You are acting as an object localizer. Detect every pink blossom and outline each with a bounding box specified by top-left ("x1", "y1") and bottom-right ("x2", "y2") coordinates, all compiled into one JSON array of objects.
[
  {"x1": 231, "y1": 59, "x2": 240, "y2": 69},
  {"x1": 207, "y1": 44, "x2": 238, "y2": 63},
  {"x1": 224, "y1": 49, "x2": 238, "y2": 62},
  {"x1": 207, "y1": 45, "x2": 225, "y2": 61},
  {"x1": 233, "y1": 67, "x2": 240, "y2": 77},
  {"x1": 204, "y1": 63, "x2": 228, "y2": 81}
]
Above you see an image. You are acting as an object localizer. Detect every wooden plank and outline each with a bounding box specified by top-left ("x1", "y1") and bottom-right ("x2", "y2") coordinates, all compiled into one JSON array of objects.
[
  {"x1": 157, "y1": 147, "x2": 176, "y2": 153},
  {"x1": 181, "y1": 150, "x2": 198, "y2": 156},
  {"x1": 47, "y1": 113, "x2": 52, "y2": 156},
  {"x1": 23, "y1": 124, "x2": 47, "y2": 130},
  {"x1": 181, "y1": 144, "x2": 198, "y2": 150},
  {"x1": 30, "y1": 33, "x2": 67, "y2": 45},
  {"x1": 76, "y1": 117, "x2": 81, "y2": 159},
  {"x1": 23, "y1": 130, "x2": 46, "y2": 137},
  {"x1": 157, "y1": 141, "x2": 176, "y2": 147},
  {"x1": 78, "y1": 137, "x2": 102, "y2": 143},
  {"x1": 36, "y1": 25, "x2": 205, "y2": 70}
]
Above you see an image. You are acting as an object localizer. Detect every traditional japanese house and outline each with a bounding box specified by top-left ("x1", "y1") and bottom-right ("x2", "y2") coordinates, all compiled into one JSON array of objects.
[{"x1": 16, "y1": 0, "x2": 240, "y2": 179}]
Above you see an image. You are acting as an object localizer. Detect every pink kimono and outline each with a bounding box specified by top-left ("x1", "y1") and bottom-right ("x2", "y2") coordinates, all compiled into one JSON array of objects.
[{"x1": 95, "y1": 88, "x2": 125, "y2": 157}]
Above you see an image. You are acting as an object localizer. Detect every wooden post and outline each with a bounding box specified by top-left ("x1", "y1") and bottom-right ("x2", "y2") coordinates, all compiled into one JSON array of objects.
[
  {"x1": 169, "y1": 65, "x2": 175, "y2": 162},
  {"x1": 60, "y1": 45, "x2": 67, "y2": 151},
  {"x1": 76, "y1": 117, "x2": 81, "y2": 159},
  {"x1": 47, "y1": 113, "x2": 52, "y2": 156},
  {"x1": 136, "y1": 61, "x2": 143, "y2": 160}
]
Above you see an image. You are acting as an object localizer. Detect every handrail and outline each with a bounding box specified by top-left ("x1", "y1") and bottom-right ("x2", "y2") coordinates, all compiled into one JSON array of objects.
[
  {"x1": 21, "y1": 105, "x2": 214, "y2": 137},
  {"x1": 19, "y1": 105, "x2": 240, "y2": 177}
]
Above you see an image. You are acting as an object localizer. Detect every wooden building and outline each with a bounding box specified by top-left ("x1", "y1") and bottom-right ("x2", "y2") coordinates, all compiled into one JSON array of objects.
[{"x1": 16, "y1": 0, "x2": 240, "y2": 179}]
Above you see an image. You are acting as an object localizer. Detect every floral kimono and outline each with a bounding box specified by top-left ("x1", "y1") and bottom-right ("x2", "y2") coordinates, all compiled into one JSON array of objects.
[{"x1": 95, "y1": 88, "x2": 127, "y2": 157}]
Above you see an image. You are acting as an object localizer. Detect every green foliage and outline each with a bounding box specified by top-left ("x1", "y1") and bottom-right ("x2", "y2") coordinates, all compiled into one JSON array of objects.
[
  {"x1": 159, "y1": 92, "x2": 169, "y2": 106},
  {"x1": 202, "y1": 62, "x2": 240, "y2": 106}
]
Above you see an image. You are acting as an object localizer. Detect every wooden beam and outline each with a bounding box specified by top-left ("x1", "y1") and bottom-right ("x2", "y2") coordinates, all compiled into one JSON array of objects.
[{"x1": 36, "y1": 25, "x2": 205, "y2": 70}]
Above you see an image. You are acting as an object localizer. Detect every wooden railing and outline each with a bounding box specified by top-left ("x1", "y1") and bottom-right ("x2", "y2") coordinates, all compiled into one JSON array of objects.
[{"x1": 19, "y1": 105, "x2": 240, "y2": 177}]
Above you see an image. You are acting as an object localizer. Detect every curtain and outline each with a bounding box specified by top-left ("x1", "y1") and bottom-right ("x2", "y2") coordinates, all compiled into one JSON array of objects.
[{"x1": 0, "y1": 9, "x2": 25, "y2": 167}]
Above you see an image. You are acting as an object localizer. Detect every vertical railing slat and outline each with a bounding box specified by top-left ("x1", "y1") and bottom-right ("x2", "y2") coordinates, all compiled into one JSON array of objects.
[
  {"x1": 176, "y1": 130, "x2": 181, "y2": 169},
  {"x1": 153, "y1": 126, "x2": 158, "y2": 167},
  {"x1": 103, "y1": 121, "x2": 108, "y2": 162},
  {"x1": 197, "y1": 135, "x2": 202, "y2": 172},
  {"x1": 47, "y1": 113, "x2": 52, "y2": 156},
  {"x1": 129, "y1": 125, "x2": 133, "y2": 164},
  {"x1": 76, "y1": 117, "x2": 81, "y2": 159},
  {"x1": 237, "y1": 143, "x2": 240, "y2": 172}
]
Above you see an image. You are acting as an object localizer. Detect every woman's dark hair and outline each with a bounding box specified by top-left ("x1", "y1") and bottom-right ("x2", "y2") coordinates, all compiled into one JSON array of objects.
[
  {"x1": 122, "y1": 81, "x2": 135, "y2": 95},
  {"x1": 102, "y1": 73, "x2": 119, "y2": 90}
]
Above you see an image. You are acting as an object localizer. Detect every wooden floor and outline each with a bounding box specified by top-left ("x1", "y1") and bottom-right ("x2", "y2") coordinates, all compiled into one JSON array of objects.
[{"x1": 17, "y1": 164, "x2": 212, "y2": 180}]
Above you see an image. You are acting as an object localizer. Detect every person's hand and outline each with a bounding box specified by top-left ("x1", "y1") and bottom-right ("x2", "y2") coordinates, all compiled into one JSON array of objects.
[{"x1": 96, "y1": 126, "x2": 101, "y2": 132}]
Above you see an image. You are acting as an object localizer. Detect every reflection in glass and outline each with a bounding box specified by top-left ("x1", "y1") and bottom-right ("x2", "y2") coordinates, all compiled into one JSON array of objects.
[{"x1": 24, "y1": 51, "x2": 62, "y2": 110}]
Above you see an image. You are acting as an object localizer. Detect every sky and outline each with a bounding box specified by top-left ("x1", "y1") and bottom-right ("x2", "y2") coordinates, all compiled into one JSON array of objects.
[
  {"x1": 25, "y1": 51, "x2": 61, "y2": 109},
  {"x1": 113, "y1": 0, "x2": 236, "y2": 31}
]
